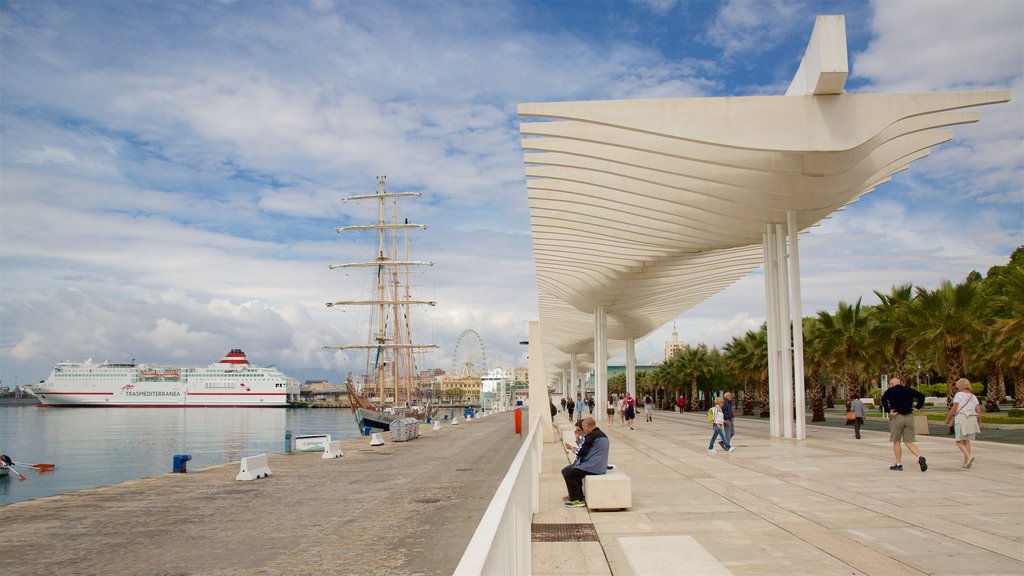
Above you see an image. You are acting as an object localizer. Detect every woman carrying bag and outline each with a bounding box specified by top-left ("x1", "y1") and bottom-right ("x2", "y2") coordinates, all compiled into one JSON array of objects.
[{"x1": 945, "y1": 378, "x2": 982, "y2": 469}]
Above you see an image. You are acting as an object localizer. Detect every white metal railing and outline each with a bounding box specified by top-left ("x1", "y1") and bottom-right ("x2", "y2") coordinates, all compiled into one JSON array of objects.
[{"x1": 453, "y1": 418, "x2": 542, "y2": 576}]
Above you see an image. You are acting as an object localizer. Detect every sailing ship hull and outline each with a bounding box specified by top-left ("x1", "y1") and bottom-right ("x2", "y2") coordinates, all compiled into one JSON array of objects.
[{"x1": 354, "y1": 407, "x2": 396, "y2": 433}]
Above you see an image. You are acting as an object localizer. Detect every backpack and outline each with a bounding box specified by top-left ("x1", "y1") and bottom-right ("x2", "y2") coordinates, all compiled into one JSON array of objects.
[{"x1": 707, "y1": 407, "x2": 715, "y2": 422}]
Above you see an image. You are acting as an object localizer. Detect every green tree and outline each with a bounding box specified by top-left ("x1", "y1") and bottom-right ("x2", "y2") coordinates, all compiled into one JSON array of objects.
[
  {"x1": 871, "y1": 283, "x2": 916, "y2": 380},
  {"x1": 802, "y1": 316, "x2": 828, "y2": 422},
  {"x1": 985, "y1": 258, "x2": 1024, "y2": 408},
  {"x1": 608, "y1": 372, "x2": 627, "y2": 397},
  {"x1": 723, "y1": 327, "x2": 767, "y2": 416},
  {"x1": 908, "y1": 279, "x2": 984, "y2": 402},
  {"x1": 677, "y1": 345, "x2": 712, "y2": 410},
  {"x1": 816, "y1": 298, "x2": 871, "y2": 402}
]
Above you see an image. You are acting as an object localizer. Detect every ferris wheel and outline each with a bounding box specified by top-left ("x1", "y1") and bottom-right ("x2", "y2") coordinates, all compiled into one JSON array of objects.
[{"x1": 452, "y1": 329, "x2": 487, "y2": 379}]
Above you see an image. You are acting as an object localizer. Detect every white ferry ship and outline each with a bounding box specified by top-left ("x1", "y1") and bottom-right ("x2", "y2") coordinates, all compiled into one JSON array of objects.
[{"x1": 29, "y1": 349, "x2": 299, "y2": 407}]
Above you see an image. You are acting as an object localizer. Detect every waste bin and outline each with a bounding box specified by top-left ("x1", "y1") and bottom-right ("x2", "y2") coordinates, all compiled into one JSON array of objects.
[{"x1": 173, "y1": 454, "x2": 192, "y2": 473}]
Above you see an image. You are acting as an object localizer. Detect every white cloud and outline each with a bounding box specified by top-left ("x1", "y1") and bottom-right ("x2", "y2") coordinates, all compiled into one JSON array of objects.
[
  {"x1": 855, "y1": 1, "x2": 1023, "y2": 92},
  {"x1": 705, "y1": 0, "x2": 804, "y2": 57}
]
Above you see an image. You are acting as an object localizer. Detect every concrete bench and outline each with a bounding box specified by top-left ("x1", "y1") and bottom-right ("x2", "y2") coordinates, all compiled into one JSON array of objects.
[
  {"x1": 235, "y1": 454, "x2": 272, "y2": 481},
  {"x1": 583, "y1": 467, "x2": 631, "y2": 511}
]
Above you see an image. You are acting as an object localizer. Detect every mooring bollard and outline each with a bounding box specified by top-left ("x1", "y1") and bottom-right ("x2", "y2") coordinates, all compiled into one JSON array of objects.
[
  {"x1": 172, "y1": 454, "x2": 191, "y2": 473},
  {"x1": 284, "y1": 429, "x2": 292, "y2": 454}
]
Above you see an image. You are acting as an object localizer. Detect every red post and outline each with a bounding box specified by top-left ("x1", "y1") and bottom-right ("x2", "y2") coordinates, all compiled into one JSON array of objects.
[{"x1": 514, "y1": 407, "x2": 522, "y2": 435}]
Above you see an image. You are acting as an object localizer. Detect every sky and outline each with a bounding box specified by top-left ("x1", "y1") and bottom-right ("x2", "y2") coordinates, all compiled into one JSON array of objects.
[{"x1": 1, "y1": 0, "x2": 1022, "y2": 387}]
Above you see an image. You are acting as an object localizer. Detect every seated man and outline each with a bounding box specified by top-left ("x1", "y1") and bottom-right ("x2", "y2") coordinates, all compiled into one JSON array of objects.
[{"x1": 561, "y1": 417, "x2": 608, "y2": 508}]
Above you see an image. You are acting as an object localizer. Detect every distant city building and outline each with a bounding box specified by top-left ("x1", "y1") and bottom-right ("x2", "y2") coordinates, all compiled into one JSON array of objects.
[
  {"x1": 664, "y1": 323, "x2": 687, "y2": 360},
  {"x1": 513, "y1": 367, "x2": 529, "y2": 382}
]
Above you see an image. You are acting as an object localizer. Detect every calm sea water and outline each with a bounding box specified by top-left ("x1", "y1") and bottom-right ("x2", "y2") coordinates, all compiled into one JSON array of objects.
[{"x1": 0, "y1": 406, "x2": 359, "y2": 506}]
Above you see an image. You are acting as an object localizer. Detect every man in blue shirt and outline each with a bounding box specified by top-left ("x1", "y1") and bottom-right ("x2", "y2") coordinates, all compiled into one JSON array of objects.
[
  {"x1": 880, "y1": 377, "x2": 928, "y2": 472},
  {"x1": 719, "y1": 392, "x2": 735, "y2": 449},
  {"x1": 561, "y1": 417, "x2": 608, "y2": 507}
]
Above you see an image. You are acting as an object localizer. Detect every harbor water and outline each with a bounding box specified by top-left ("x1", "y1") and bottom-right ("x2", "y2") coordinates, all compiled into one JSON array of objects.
[{"x1": 0, "y1": 405, "x2": 359, "y2": 506}]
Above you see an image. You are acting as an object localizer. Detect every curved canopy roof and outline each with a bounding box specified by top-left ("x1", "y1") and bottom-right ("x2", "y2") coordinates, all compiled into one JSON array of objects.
[{"x1": 518, "y1": 17, "x2": 1009, "y2": 385}]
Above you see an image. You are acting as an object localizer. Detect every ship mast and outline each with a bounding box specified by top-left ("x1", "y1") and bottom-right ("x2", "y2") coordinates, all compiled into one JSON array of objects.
[{"x1": 323, "y1": 176, "x2": 438, "y2": 408}]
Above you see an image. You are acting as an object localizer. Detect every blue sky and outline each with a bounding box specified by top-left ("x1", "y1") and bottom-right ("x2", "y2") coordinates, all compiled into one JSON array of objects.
[{"x1": 1, "y1": 0, "x2": 1021, "y2": 387}]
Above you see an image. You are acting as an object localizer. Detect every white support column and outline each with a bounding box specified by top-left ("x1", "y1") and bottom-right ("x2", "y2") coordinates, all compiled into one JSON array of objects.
[
  {"x1": 594, "y1": 305, "x2": 608, "y2": 421},
  {"x1": 570, "y1": 353, "x2": 578, "y2": 406},
  {"x1": 774, "y1": 224, "x2": 793, "y2": 438},
  {"x1": 626, "y1": 335, "x2": 637, "y2": 398},
  {"x1": 763, "y1": 227, "x2": 780, "y2": 437},
  {"x1": 560, "y1": 370, "x2": 567, "y2": 405},
  {"x1": 788, "y1": 211, "x2": 807, "y2": 439},
  {"x1": 526, "y1": 321, "x2": 553, "y2": 442}
]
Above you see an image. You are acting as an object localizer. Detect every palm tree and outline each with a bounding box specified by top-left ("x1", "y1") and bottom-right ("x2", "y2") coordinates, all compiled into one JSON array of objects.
[
  {"x1": 871, "y1": 284, "x2": 916, "y2": 380},
  {"x1": 678, "y1": 345, "x2": 712, "y2": 410},
  {"x1": 908, "y1": 280, "x2": 984, "y2": 402},
  {"x1": 723, "y1": 329, "x2": 766, "y2": 416},
  {"x1": 816, "y1": 299, "x2": 872, "y2": 403},
  {"x1": 988, "y1": 265, "x2": 1024, "y2": 408},
  {"x1": 802, "y1": 316, "x2": 828, "y2": 422}
]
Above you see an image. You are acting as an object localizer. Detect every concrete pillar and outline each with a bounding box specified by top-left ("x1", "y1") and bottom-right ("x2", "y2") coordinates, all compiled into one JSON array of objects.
[
  {"x1": 570, "y1": 353, "x2": 578, "y2": 406},
  {"x1": 775, "y1": 223, "x2": 794, "y2": 439},
  {"x1": 626, "y1": 335, "x2": 637, "y2": 398},
  {"x1": 763, "y1": 227, "x2": 781, "y2": 437},
  {"x1": 527, "y1": 321, "x2": 553, "y2": 442},
  {"x1": 594, "y1": 305, "x2": 607, "y2": 422},
  {"x1": 788, "y1": 211, "x2": 807, "y2": 439}
]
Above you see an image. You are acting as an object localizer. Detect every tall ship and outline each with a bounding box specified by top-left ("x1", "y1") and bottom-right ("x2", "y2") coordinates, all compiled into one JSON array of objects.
[
  {"x1": 323, "y1": 176, "x2": 438, "y2": 432},
  {"x1": 29, "y1": 349, "x2": 299, "y2": 407}
]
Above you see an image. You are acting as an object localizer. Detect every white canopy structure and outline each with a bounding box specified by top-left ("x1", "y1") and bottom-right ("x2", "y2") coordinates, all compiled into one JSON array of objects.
[{"x1": 520, "y1": 15, "x2": 1009, "y2": 441}]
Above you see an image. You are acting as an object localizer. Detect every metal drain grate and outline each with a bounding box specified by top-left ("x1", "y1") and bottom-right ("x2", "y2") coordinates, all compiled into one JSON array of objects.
[{"x1": 531, "y1": 523, "x2": 599, "y2": 542}]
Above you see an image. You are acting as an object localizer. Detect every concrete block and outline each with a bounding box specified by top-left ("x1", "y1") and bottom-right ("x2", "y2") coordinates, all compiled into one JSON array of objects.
[
  {"x1": 914, "y1": 413, "x2": 930, "y2": 435},
  {"x1": 322, "y1": 440, "x2": 344, "y2": 459},
  {"x1": 583, "y1": 468, "x2": 631, "y2": 510},
  {"x1": 236, "y1": 454, "x2": 271, "y2": 481}
]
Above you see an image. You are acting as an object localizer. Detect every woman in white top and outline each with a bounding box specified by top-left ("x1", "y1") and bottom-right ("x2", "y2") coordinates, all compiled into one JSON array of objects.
[
  {"x1": 945, "y1": 378, "x2": 982, "y2": 468},
  {"x1": 708, "y1": 397, "x2": 735, "y2": 453}
]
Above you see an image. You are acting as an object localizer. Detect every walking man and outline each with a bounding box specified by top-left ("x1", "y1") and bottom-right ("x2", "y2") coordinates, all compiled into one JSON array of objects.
[
  {"x1": 561, "y1": 417, "x2": 609, "y2": 507},
  {"x1": 719, "y1": 391, "x2": 735, "y2": 449},
  {"x1": 575, "y1": 396, "x2": 585, "y2": 422},
  {"x1": 851, "y1": 395, "x2": 865, "y2": 439},
  {"x1": 880, "y1": 377, "x2": 927, "y2": 471},
  {"x1": 643, "y1": 392, "x2": 653, "y2": 422}
]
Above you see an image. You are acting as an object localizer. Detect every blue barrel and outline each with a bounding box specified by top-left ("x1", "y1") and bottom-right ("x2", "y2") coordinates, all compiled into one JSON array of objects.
[{"x1": 172, "y1": 454, "x2": 191, "y2": 473}]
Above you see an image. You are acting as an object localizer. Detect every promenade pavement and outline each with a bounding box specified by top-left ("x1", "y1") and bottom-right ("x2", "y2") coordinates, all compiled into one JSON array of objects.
[{"x1": 534, "y1": 408, "x2": 1024, "y2": 576}]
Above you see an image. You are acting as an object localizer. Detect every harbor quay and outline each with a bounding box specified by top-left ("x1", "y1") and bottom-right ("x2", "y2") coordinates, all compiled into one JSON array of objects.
[
  {"x1": 534, "y1": 408, "x2": 1024, "y2": 576},
  {"x1": 0, "y1": 411, "x2": 521, "y2": 576}
]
